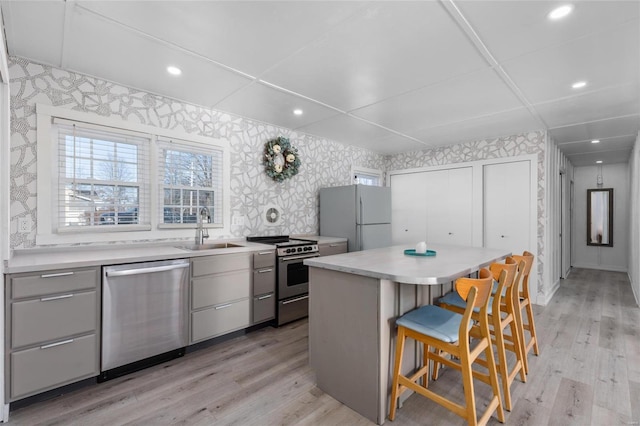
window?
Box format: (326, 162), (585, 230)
(158, 138), (223, 226)
(36, 104), (230, 245)
(352, 166), (384, 186)
(54, 120), (150, 231)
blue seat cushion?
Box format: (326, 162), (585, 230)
(396, 305), (468, 343)
(439, 291), (466, 309)
(439, 290), (497, 315)
(439, 291), (483, 313)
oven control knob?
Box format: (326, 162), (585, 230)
(297, 247), (302, 252)
(288, 248), (294, 253)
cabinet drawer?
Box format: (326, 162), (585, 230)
(12, 291), (97, 349)
(11, 334), (98, 399)
(253, 250), (275, 269)
(253, 267), (275, 296)
(319, 242), (348, 257)
(192, 270), (251, 310)
(253, 293), (275, 324)
(191, 299), (250, 342)
(192, 253), (251, 277)
(11, 268), (98, 299)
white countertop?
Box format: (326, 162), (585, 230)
(292, 235), (348, 245)
(304, 244), (511, 285)
(5, 240), (272, 274)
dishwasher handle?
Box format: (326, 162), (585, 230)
(105, 263), (189, 277)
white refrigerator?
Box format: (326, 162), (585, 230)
(319, 185), (392, 252)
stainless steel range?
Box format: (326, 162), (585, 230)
(246, 236), (319, 325)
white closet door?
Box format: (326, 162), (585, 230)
(391, 172), (427, 245)
(425, 170), (449, 244)
(484, 161), (531, 254)
(425, 168), (473, 246)
(446, 167), (473, 246)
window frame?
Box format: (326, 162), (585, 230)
(36, 104), (230, 246)
(156, 137), (224, 229)
(351, 165), (384, 186)
(53, 119), (151, 233)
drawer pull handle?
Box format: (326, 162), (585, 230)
(282, 295), (309, 305)
(106, 263), (188, 277)
(329, 244), (341, 247)
(257, 294), (273, 300)
(258, 251), (273, 255)
(40, 294), (74, 302)
(215, 303), (233, 310)
(40, 272), (74, 278)
(257, 268), (273, 273)
(41, 339), (74, 350)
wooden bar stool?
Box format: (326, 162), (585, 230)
(511, 251), (539, 374)
(389, 268), (504, 426)
(438, 257), (526, 411)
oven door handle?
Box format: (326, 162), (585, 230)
(280, 253), (320, 262)
(282, 295), (309, 305)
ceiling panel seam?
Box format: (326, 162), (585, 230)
(531, 82), (640, 108)
(1, 2), (14, 57)
(407, 105), (531, 132)
(556, 134), (638, 146)
(548, 113), (640, 131)
(72, 1), (429, 147)
(60, 1), (75, 69)
(255, 81), (431, 147)
(74, 3), (256, 81)
(570, 148), (634, 157)
(243, 2), (373, 91)
(442, 0), (548, 130)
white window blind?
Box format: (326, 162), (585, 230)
(54, 120), (150, 231)
(157, 138), (224, 226)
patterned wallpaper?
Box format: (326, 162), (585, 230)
(8, 57), (385, 249)
(8, 57), (548, 299)
(385, 132), (547, 300)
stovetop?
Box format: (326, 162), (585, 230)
(246, 235), (318, 256)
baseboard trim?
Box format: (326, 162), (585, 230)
(544, 278), (561, 305)
(630, 272), (640, 307)
(570, 263), (628, 273)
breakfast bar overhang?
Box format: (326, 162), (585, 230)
(304, 244), (511, 424)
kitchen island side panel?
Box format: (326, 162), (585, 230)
(309, 267), (382, 423)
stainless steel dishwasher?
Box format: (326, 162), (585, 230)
(101, 259), (189, 380)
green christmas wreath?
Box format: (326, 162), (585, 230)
(263, 136), (301, 182)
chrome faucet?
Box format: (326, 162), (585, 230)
(195, 207), (210, 245)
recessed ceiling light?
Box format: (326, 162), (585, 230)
(596, 160), (603, 164)
(572, 81), (587, 89)
(548, 4), (574, 20)
(591, 139), (600, 144)
(293, 109), (303, 116)
(167, 66), (182, 76)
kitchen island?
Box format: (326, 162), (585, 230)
(304, 244), (510, 424)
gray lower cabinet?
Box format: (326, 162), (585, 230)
(5, 267), (100, 401)
(190, 253), (252, 343)
(252, 250), (275, 324)
(319, 241), (348, 257)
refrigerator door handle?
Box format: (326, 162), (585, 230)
(359, 197), (364, 250)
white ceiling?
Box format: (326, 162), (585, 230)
(1, 1), (638, 166)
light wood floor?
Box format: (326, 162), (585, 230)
(6, 268), (639, 425)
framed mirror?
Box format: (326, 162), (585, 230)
(587, 188), (613, 247)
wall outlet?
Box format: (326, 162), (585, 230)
(231, 215), (245, 226)
(18, 217), (30, 233)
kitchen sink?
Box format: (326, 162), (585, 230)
(175, 242), (244, 251)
